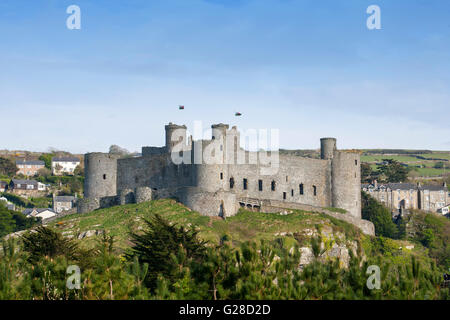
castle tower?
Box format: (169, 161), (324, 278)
(84, 153), (119, 199)
(165, 122), (187, 155)
(331, 151), (361, 218)
(320, 138), (337, 160)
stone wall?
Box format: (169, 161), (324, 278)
(177, 187), (238, 217)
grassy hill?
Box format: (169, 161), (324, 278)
(45, 199), (439, 272)
(48, 199), (361, 252)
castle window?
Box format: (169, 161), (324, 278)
(230, 177), (234, 189)
(355, 160), (358, 165)
(291, 189), (294, 197)
(243, 178), (248, 190)
(299, 183), (304, 195)
(271, 181), (276, 191)
(220, 172), (223, 180)
(313, 185), (317, 196)
(286, 176), (288, 182)
(283, 192), (286, 200)
(103, 174), (106, 180)
(220, 145), (223, 151)
(258, 180), (263, 191)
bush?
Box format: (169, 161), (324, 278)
(361, 191), (399, 238)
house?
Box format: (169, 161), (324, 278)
(362, 181), (448, 215)
(9, 179), (46, 195)
(0, 180), (7, 192)
(15, 160), (45, 176)
(22, 208), (56, 220)
(52, 157), (81, 176)
(0, 197), (15, 211)
(53, 194), (77, 213)
(438, 205), (449, 215)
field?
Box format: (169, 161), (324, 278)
(361, 151), (450, 177)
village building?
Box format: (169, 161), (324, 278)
(52, 194), (77, 213)
(52, 157), (81, 176)
(362, 181), (448, 215)
(22, 208), (56, 220)
(15, 160), (45, 176)
(9, 179), (46, 195)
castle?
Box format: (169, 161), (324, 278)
(79, 123), (374, 234)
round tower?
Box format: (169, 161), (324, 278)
(165, 122), (187, 155)
(331, 151), (361, 218)
(320, 137), (337, 160)
(84, 153), (119, 199)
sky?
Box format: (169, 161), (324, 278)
(0, 0), (449, 153)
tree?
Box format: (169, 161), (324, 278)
(74, 165), (84, 176)
(21, 226), (79, 264)
(38, 154), (53, 169)
(36, 167), (51, 177)
(0, 203), (40, 237)
(109, 145), (129, 156)
(434, 162), (444, 169)
(361, 191), (398, 238)
(361, 163), (374, 183)
(377, 159), (410, 183)
(0, 210), (16, 237)
(126, 214), (207, 290)
(0, 157), (18, 177)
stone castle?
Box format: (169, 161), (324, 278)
(79, 123), (374, 235)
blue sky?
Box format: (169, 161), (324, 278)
(1, 0), (449, 153)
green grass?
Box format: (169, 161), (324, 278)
(414, 167), (448, 177)
(361, 152), (449, 177)
(361, 155), (419, 163)
(49, 199), (362, 252)
(324, 207), (347, 214)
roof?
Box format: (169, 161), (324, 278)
(52, 157), (80, 162)
(11, 179), (38, 185)
(15, 160), (45, 166)
(363, 182), (447, 192)
(384, 183), (417, 190)
(23, 208), (56, 216)
(54, 196), (76, 202)
(0, 181), (7, 186)
(419, 185), (447, 191)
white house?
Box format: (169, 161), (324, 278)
(51, 157), (81, 176)
(23, 208), (57, 220)
(438, 205), (449, 215)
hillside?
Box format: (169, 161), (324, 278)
(2, 199), (447, 300)
(48, 199), (360, 251)
(42, 199), (439, 270)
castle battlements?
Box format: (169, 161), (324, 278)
(79, 122), (374, 235)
